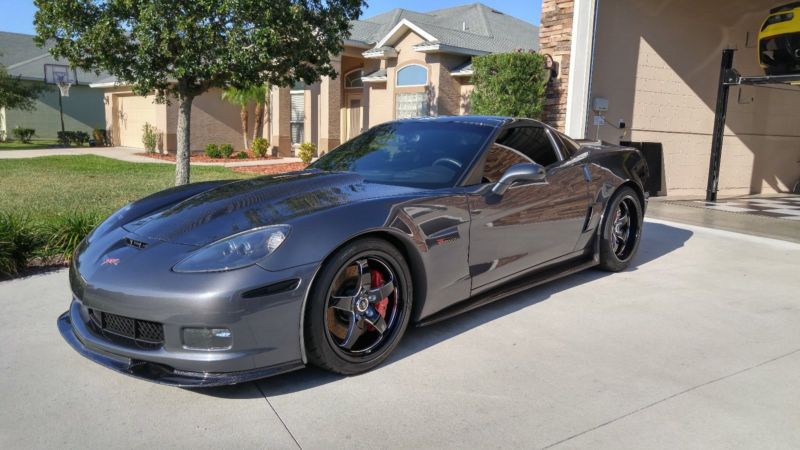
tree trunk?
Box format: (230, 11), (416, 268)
(175, 95), (194, 186)
(240, 107), (249, 150)
(252, 101), (264, 143)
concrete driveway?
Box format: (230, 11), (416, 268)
(1, 219), (799, 449)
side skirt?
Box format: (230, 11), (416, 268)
(416, 252), (598, 327)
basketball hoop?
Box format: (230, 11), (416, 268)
(57, 80), (72, 97)
(44, 63), (78, 134)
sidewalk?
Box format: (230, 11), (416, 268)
(0, 146), (302, 167)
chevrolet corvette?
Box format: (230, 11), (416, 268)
(58, 116), (648, 386)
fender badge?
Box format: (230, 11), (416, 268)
(101, 257), (120, 266)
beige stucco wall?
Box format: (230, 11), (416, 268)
(102, 87), (255, 152)
(590, 0), (800, 196)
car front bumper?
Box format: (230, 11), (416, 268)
(60, 257), (320, 387)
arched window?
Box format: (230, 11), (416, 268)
(344, 69), (363, 89)
(396, 64), (428, 86)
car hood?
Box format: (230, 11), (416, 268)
(123, 170), (422, 246)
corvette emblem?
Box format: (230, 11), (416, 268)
(101, 257), (120, 266)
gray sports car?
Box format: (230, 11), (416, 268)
(59, 116), (648, 387)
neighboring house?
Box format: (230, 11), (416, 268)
(92, 3), (538, 154)
(540, 0), (800, 196)
(0, 31), (106, 140)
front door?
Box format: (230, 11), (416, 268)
(344, 94), (362, 141)
(468, 125), (590, 290)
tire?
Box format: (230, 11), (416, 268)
(304, 238), (412, 375)
(598, 186), (643, 272)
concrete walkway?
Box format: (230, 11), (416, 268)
(0, 146), (302, 167)
(2, 219), (799, 448)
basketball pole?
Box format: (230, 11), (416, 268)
(57, 92), (65, 135)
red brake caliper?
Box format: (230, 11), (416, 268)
(370, 270), (390, 319)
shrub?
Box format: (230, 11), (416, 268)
(142, 122), (159, 153)
(0, 213), (43, 278)
(41, 211), (101, 261)
(12, 127), (35, 143)
(93, 128), (108, 146)
(470, 51), (549, 119)
(234, 151), (249, 159)
(57, 131), (90, 147)
(297, 142), (316, 164)
(204, 143), (222, 158)
(0, 129), (7, 142)
(219, 143), (234, 159)
(251, 137), (269, 158)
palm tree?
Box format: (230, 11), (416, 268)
(251, 85), (268, 143)
(222, 86), (253, 150)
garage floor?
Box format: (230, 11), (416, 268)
(1, 219), (799, 449)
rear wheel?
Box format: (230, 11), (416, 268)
(305, 238), (412, 375)
(598, 186), (643, 272)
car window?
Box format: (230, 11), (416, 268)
(557, 132), (581, 157)
(494, 126), (559, 166)
(481, 143), (533, 183)
(309, 121), (494, 189)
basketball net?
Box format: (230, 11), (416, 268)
(57, 80), (72, 97)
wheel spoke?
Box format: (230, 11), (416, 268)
(364, 308), (388, 334)
(339, 316), (365, 350)
(356, 259), (372, 292)
(330, 295), (354, 312)
(367, 279), (394, 302)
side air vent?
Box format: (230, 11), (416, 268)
(242, 279), (300, 299)
(125, 237), (149, 249)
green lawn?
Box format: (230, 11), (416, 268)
(0, 155), (254, 220)
(0, 139), (65, 150)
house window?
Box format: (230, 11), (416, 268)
(396, 92), (429, 119)
(290, 90), (304, 145)
(396, 64), (428, 86)
(345, 69), (363, 89)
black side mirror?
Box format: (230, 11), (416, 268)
(491, 163), (546, 195)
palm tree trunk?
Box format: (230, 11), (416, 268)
(252, 101), (264, 143)
(240, 107), (249, 150)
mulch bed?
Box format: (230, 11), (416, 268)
(136, 151), (282, 163)
(231, 163), (308, 175)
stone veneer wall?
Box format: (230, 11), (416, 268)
(538, 0), (574, 131)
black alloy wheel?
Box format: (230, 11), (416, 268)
(305, 238), (412, 375)
(598, 186), (643, 272)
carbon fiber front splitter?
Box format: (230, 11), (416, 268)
(57, 312), (305, 387)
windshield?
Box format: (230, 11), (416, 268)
(309, 121), (495, 189)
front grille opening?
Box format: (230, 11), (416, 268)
(88, 309), (164, 349)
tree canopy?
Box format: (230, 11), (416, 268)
(34, 0), (364, 184)
(0, 56), (47, 112)
(469, 51), (549, 120)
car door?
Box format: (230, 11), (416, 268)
(467, 124), (591, 290)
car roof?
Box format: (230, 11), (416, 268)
(393, 115), (549, 129)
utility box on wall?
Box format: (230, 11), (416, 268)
(621, 141), (664, 197)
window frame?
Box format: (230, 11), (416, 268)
(395, 64), (429, 87)
(344, 69), (364, 90)
(289, 89), (305, 146)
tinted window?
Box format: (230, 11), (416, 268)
(481, 144), (533, 183)
(495, 126), (558, 166)
(557, 132), (581, 157)
(309, 121), (493, 189)
(396, 65), (428, 86)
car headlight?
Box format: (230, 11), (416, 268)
(172, 225), (290, 273)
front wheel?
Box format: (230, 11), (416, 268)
(598, 186), (643, 272)
(304, 238), (412, 375)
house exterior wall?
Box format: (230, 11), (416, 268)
(5, 82), (104, 139)
(589, 0), (800, 196)
(538, 0), (574, 130)
(102, 87), (255, 152)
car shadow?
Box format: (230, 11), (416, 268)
(195, 221), (692, 399)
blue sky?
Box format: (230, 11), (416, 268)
(0, 0), (539, 36)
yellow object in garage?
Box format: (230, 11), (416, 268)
(759, 2), (800, 75)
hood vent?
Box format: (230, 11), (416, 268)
(124, 237), (149, 249)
